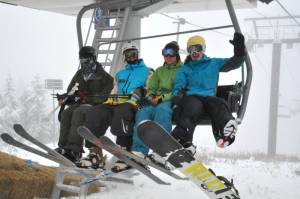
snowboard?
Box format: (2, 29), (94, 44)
(137, 120), (240, 199)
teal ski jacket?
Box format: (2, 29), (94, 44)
(116, 59), (150, 94)
(173, 55), (243, 97)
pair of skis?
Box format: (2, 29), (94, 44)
(1, 124), (185, 185)
(0, 124), (132, 184)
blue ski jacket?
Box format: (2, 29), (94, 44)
(116, 59), (150, 94)
(173, 55), (229, 97)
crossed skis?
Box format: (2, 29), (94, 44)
(1, 124), (185, 185)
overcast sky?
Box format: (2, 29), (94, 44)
(0, 0), (299, 155)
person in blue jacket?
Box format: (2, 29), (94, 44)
(79, 41), (151, 171)
(171, 33), (245, 153)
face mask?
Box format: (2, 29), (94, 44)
(80, 57), (96, 81)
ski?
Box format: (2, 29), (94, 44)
(138, 120), (240, 199)
(1, 133), (63, 164)
(77, 125), (170, 185)
(13, 124), (75, 167)
(3, 125), (136, 185)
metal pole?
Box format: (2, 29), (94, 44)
(225, 0), (253, 123)
(268, 42), (282, 156)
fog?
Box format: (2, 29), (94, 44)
(0, 0), (299, 156)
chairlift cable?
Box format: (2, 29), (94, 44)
(274, 0), (300, 26)
(160, 13), (232, 37)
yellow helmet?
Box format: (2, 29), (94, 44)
(187, 35), (206, 52)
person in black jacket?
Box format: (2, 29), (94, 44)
(56, 46), (114, 166)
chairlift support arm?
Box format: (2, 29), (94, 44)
(225, 0), (253, 123)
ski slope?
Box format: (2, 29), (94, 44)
(3, 147), (300, 199)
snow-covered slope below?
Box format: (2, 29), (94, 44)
(78, 158), (300, 199)
(2, 147), (300, 199)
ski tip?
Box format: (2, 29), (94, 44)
(1, 133), (13, 143)
(13, 124), (23, 131)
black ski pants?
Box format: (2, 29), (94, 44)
(171, 95), (233, 146)
(84, 103), (135, 150)
(58, 104), (93, 153)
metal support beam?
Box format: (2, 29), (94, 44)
(268, 42), (282, 156)
(225, 0), (253, 123)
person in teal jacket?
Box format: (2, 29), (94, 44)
(171, 33), (245, 153)
(131, 41), (182, 164)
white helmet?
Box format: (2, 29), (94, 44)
(122, 41), (139, 54)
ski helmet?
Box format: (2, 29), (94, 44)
(122, 41), (139, 54)
(187, 35), (206, 52)
(162, 41), (181, 62)
(162, 41), (179, 56)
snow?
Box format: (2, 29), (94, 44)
(3, 146), (300, 199)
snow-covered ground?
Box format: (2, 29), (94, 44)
(3, 146), (300, 199)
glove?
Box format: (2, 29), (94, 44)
(171, 96), (182, 123)
(126, 88), (144, 110)
(229, 32), (245, 57)
(171, 88), (186, 123)
(147, 94), (162, 105)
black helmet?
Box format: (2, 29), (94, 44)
(79, 46), (96, 59)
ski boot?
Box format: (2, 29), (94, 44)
(111, 160), (132, 173)
(182, 142), (197, 156)
(217, 119), (238, 148)
(76, 147), (106, 169)
(131, 151), (150, 170)
(148, 152), (174, 170)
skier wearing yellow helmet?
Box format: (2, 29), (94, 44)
(171, 32), (245, 153)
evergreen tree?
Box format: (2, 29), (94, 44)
(19, 76), (54, 144)
(0, 75), (19, 134)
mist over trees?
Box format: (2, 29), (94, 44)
(0, 75), (57, 149)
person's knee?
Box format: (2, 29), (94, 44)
(181, 96), (204, 116)
(111, 118), (134, 136)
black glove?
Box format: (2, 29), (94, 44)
(172, 107), (181, 124)
(171, 96), (182, 124)
(230, 32), (245, 57)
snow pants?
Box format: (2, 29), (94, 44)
(84, 103), (136, 150)
(58, 104), (93, 153)
(171, 95), (233, 146)
(132, 101), (172, 155)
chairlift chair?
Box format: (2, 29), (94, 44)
(76, 0), (252, 125)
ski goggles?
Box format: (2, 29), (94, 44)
(187, 45), (203, 54)
(124, 49), (138, 59)
(162, 48), (177, 57)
